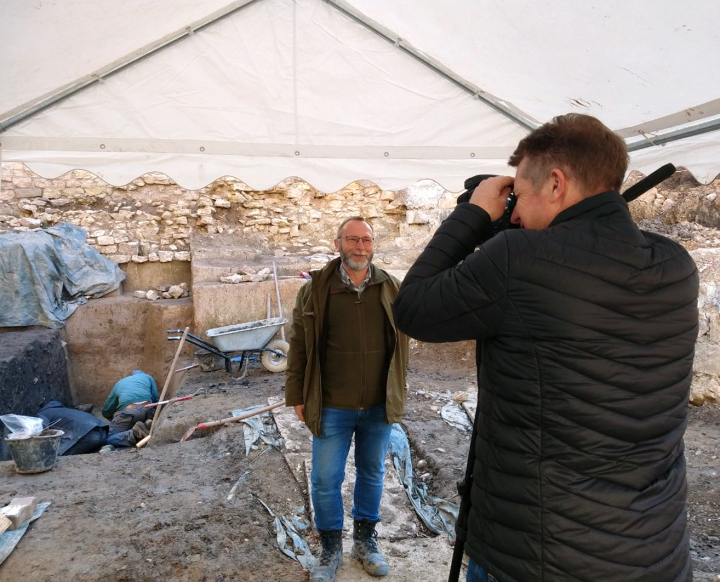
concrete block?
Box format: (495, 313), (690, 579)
(1, 497), (38, 530)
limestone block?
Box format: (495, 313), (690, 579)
(148, 252), (160, 262)
(119, 242), (139, 255)
(311, 246), (333, 254)
(221, 273), (244, 284)
(14, 187), (42, 199)
(134, 290), (147, 299)
(158, 251), (174, 263)
(690, 374), (720, 406)
(19, 217), (42, 228)
(108, 255), (131, 264)
(198, 215), (215, 226)
(243, 201), (264, 209)
(145, 290), (160, 300)
(98, 245), (118, 254)
(20, 203), (38, 215)
(1, 497), (38, 530)
(214, 198), (231, 208)
(43, 188), (62, 199)
(173, 208), (191, 216)
(405, 210), (432, 224)
(113, 236), (130, 244)
(12, 177), (33, 188)
(197, 206), (214, 216)
(0, 513), (11, 535)
(49, 198), (71, 207)
(97, 236), (115, 245)
(167, 285), (184, 299)
(131, 255), (149, 263)
(62, 187), (85, 197)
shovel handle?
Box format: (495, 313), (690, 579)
(135, 434), (152, 449)
(198, 401), (285, 429)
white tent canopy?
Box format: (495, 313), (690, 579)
(2, 0), (720, 191)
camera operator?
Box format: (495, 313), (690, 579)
(393, 113), (698, 582)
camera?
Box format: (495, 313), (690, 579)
(456, 174), (518, 235)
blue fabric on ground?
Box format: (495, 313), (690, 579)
(37, 401), (108, 455)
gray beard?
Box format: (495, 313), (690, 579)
(341, 250), (373, 272)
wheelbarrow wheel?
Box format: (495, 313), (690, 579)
(261, 339), (289, 373)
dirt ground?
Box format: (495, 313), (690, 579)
(1, 341), (719, 581)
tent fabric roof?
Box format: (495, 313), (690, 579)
(2, 0), (720, 191)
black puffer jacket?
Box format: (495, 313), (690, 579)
(393, 192), (698, 582)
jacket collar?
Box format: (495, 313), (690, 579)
(312, 256), (388, 286)
(549, 190), (628, 228)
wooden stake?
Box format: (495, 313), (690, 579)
(272, 260), (285, 341)
(136, 326), (189, 449)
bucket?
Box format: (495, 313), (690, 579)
(6, 429), (64, 474)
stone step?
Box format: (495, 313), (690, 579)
(191, 257), (316, 285)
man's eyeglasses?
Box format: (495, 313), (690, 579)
(342, 236), (374, 246)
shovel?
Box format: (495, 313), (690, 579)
(180, 400), (285, 442)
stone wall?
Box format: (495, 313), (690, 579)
(2, 163), (719, 263)
(0, 162), (457, 263)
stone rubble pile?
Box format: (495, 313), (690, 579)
(132, 283), (190, 301)
(220, 267), (271, 283)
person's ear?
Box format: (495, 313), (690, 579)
(334, 238), (340, 252)
(547, 168), (568, 202)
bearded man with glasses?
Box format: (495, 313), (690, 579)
(286, 216), (409, 582)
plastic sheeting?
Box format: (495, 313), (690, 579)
(387, 424), (459, 541)
(0, 223), (125, 328)
(257, 498), (317, 571)
(0, 502), (52, 567)
(232, 404), (284, 455)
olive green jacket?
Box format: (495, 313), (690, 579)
(285, 257), (409, 437)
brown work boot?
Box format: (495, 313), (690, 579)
(132, 421), (150, 442)
(311, 529), (343, 581)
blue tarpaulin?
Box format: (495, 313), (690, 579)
(0, 223), (125, 328)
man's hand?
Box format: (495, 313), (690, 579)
(294, 404), (305, 423)
(469, 175), (514, 221)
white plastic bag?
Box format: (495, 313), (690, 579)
(0, 414), (45, 439)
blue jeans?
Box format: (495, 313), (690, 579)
(311, 405), (393, 531)
(467, 560), (495, 582)
(106, 407), (152, 448)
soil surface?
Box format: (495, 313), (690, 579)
(1, 342), (719, 581)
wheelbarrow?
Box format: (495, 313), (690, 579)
(168, 317), (289, 379)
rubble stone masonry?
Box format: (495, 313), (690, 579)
(1, 162), (719, 262)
